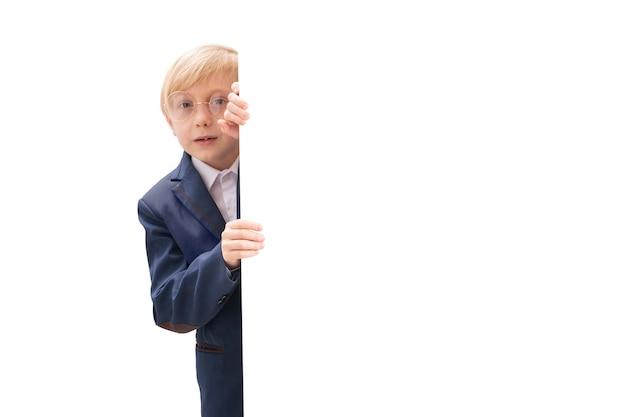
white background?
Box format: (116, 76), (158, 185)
(1, 1), (625, 416)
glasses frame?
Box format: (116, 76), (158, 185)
(164, 91), (230, 122)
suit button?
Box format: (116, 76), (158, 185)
(218, 295), (229, 304)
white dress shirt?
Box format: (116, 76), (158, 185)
(192, 156), (239, 222)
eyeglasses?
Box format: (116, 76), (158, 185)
(164, 91), (229, 122)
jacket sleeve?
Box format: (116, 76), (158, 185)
(138, 198), (240, 333)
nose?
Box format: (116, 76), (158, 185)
(194, 102), (215, 126)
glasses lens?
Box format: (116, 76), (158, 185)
(165, 91), (229, 121)
(166, 91), (195, 121)
(207, 96), (228, 116)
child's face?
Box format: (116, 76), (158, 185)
(166, 74), (238, 171)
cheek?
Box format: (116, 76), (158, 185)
(171, 122), (189, 139)
(173, 125), (194, 149)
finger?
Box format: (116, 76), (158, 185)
(222, 240), (265, 255)
(231, 81), (240, 95)
(217, 119), (240, 137)
(235, 249), (261, 260)
(226, 219), (263, 231)
(223, 109), (248, 126)
(222, 231), (265, 246)
(228, 92), (248, 109)
(223, 237), (265, 250)
(226, 93), (249, 120)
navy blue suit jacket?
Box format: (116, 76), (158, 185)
(138, 152), (243, 416)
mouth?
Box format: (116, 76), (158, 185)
(194, 135), (217, 144)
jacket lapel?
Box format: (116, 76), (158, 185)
(170, 152), (226, 240)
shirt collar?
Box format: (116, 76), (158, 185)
(191, 156), (239, 190)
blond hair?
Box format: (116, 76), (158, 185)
(160, 44), (238, 116)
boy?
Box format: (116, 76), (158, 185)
(137, 44), (265, 417)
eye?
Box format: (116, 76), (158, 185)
(179, 100), (195, 109)
(210, 97), (228, 106)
